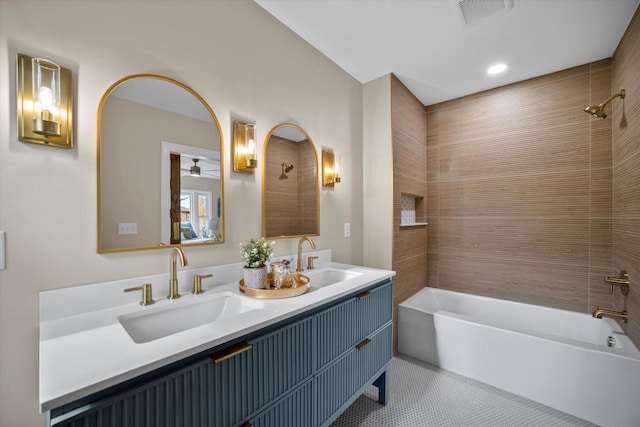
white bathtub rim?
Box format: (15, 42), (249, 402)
(400, 287), (639, 359)
(432, 309), (640, 361)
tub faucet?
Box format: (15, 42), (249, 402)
(296, 236), (316, 272)
(592, 307), (628, 323)
(168, 246), (188, 299)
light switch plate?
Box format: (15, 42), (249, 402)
(118, 223), (138, 235)
(344, 223), (350, 238)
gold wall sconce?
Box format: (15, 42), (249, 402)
(322, 149), (341, 187)
(16, 53), (73, 148)
(233, 120), (257, 173)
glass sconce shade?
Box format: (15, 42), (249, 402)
(31, 58), (61, 136)
(334, 153), (341, 183)
(322, 149), (341, 187)
(233, 121), (257, 173)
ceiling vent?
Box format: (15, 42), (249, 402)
(458, 0), (514, 25)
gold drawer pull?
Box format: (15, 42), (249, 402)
(210, 341), (252, 364)
(241, 423), (254, 427)
(356, 338), (372, 350)
(356, 291), (373, 300)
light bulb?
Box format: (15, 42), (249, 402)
(39, 86), (53, 111)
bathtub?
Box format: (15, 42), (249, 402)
(398, 287), (640, 427)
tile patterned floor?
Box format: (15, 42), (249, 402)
(332, 355), (596, 427)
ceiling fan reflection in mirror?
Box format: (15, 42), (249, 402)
(180, 156), (220, 179)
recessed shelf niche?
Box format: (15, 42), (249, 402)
(400, 194), (428, 227)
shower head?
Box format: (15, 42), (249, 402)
(279, 162), (294, 179)
(584, 89), (625, 119)
(584, 105), (608, 119)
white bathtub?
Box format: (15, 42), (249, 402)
(398, 287), (640, 427)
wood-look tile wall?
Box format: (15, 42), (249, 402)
(265, 136), (317, 237)
(612, 6), (640, 348)
(391, 75), (427, 350)
(426, 61), (614, 314)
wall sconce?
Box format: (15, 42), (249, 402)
(233, 120), (257, 173)
(322, 149), (341, 187)
(16, 53), (73, 148)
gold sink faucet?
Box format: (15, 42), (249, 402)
(592, 307), (628, 323)
(296, 236), (316, 272)
(169, 246), (188, 299)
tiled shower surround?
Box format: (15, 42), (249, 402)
(426, 60), (614, 315)
(423, 7), (640, 347)
(392, 7), (640, 347)
(612, 9), (640, 347)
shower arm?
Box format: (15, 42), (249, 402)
(597, 89), (626, 109)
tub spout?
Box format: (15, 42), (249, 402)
(592, 307), (628, 323)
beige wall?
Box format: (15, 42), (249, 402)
(612, 6), (640, 347)
(426, 60), (614, 314)
(0, 2), (363, 425)
(363, 75), (393, 270)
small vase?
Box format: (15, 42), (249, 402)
(243, 266), (268, 289)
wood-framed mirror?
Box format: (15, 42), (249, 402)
(98, 74), (224, 253)
(262, 123), (319, 239)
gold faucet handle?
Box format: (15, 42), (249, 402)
(307, 256), (319, 270)
(193, 274), (213, 295)
(604, 270), (630, 296)
(124, 284), (155, 306)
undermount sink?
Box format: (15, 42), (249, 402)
(307, 268), (362, 288)
(118, 292), (257, 344)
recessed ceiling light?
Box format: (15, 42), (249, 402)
(487, 63), (508, 75)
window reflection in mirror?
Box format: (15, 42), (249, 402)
(262, 124), (319, 239)
(98, 75), (224, 252)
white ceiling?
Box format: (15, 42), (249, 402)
(255, 0), (640, 106)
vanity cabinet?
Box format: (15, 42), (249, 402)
(48, 279), (392, 427)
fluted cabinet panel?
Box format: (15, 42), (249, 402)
(250, 380), (312, 427)
(314, 324), (392, 427)
(52, 317), (313, 427)
(314, 281), (393, 370)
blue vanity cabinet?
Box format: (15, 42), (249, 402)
(243, 380), (313, 426)
(47, 279), (393, 427)
(49, 317), (313, 427)
(315, 324), (392, 426)
(314, 280), (393, 370)
(313, 280), (393, 426)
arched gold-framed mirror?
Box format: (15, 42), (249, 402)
(98, 74), (224, 253)
(262, 123), (319, 239)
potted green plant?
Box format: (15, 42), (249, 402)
(240, 238), (275, 289)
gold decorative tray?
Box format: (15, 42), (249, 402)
(239, 273), (310, 299)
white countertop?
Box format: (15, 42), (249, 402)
(39, 250), (394, 412)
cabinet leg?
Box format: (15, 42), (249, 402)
(373, 367), (389, 405)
